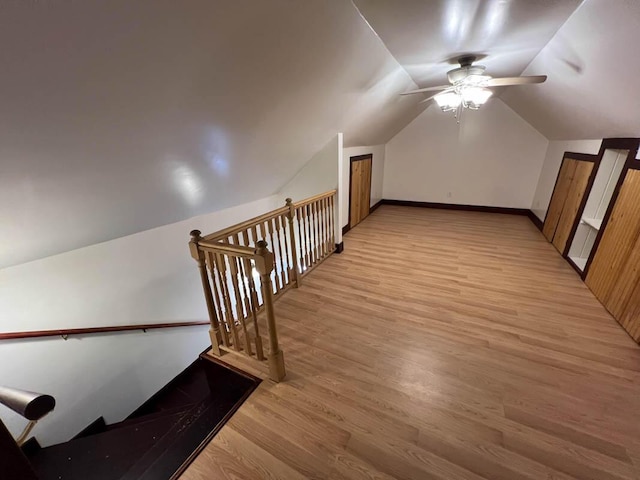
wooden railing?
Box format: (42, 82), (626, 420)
(189, 190), (337, 381)
(0, 321), (209, 341)
(291, 191), (337, 276)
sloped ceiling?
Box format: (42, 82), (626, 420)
(501, 0), (640, 139)
(353, 0), (582, 95)
(0, 1), (423, 268)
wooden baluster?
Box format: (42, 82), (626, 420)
(260, 222), (277, 294)
(311, 202), (319, 262)
(318, 198), (326, 258)
(277, 215), (289, 285)
(320, 198), (329, 257)
(211, 252), (233, 348)
(251, 224), (260, 247)
(318, 201), (324, 258)
(297, 206), (308, 271)
(205, 251), (229, 347)
(311, 201), (319, 262)
(304, 203), (316, 266)
(285, 199), (301, 287)
(227, 254), (252, 356)
(254, 240), (286, 382)
(306, 204), (313, 266)
(316, 199), (323, 259)
(302, 205), (311, 267)
(232, 234), (251, 317)
(329, 194), (336, 248)
(307, 203), (315, 265)
(295, 206), (303, 270)
(303, 206), (310, 270)
(267, 218), (284, 292)
(241, 256), (265, 360)
(278, 216), (289, 285)
(235, 254), (252, 316)
(215, 252), (241, 351)
(189, 230), (222, 355)
(238, 229), (248, 247)
(323, 197), (330, 256)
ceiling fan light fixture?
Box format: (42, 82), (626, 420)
(400, 56), (546, 122)
(434, 91), (461, 111)
(464, 74), (491, 86)
(461, 86), (492, 108)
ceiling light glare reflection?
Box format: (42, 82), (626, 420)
(434, 91), (461, 112)
(461, 86), (493, 108)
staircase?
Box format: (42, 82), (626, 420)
(23, 353), (259, 480)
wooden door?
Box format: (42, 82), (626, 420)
(586, 169), (640, 324)
(620, 277), (640, 342)
(349, 155), (372, 229)
(551, 160), (593, 254)
(543, 159), (578, 241)
(542, 158), (593, 254)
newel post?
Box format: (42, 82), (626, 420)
(254, 240), (286, 382)
(285, 198), (302, 287)
(189, 230), (222, 356)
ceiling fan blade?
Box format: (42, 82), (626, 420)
(418, 89), (454, 104)
(419, 93), (440, 104)
(400, 85), (451, 95)
(487, 75), (547, 87)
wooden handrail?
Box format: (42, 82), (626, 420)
(0, 321), (209, 341)
(202, 206), (289, 241)
(291, 189), (337, 208)
(197, 240), (257, 258)
(190, 190), (338, 382)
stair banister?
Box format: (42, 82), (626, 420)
(190, 190), (337, 382)
(190, 229), (223, 356)
(254, 240), (286, 381)
(0, 385), (55, 449)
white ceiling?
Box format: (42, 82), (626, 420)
(353, 0), (582, 89)
(5, 0), (639, 268)
(501, 0), (640, 139)
(0, 1), (423, 268)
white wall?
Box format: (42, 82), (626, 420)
(278, 133), (343, 243)
(501, 0), (640, 140)
(279, 134), (341, 203)
(383, 99), (549, 209)
(0, 194), (280, 446)
(530, 139), (602, 220)
(341, 144), (386, 228)
(0, 1), (425, 269)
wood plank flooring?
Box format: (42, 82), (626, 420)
(180, 206), (640, 480)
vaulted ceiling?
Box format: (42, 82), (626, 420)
(0, 0), (423, 268)
(3, 0), (638, 268)
(352, 0), (581, 90)
(501, 0), (640, 139)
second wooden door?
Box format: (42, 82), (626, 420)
(543, 157), (594, 254)
(349, 155), (372, 229)
(586, 168), (640, 341)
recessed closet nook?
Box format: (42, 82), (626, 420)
(543, 138), (640, 343)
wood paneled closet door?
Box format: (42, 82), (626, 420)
(543, 159), (577, 241)
(543, 158), (594, 254)
(586, 168), (640, 341)
(349, 155), (372, 229)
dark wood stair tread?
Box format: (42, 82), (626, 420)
(26, 354), (261, 480)
(107, 405), (192, 432)
(28, 412), (184, 480)
(126, 363), (210, 420)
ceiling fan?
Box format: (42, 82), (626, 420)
(401, 55), (547, 119)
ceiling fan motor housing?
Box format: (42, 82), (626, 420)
(447, 65), (487, 84)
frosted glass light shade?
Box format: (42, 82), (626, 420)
(434, 91), (461, 110)
(461, 87), (492, 106)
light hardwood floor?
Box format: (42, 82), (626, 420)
(180, 206), (640, 480)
